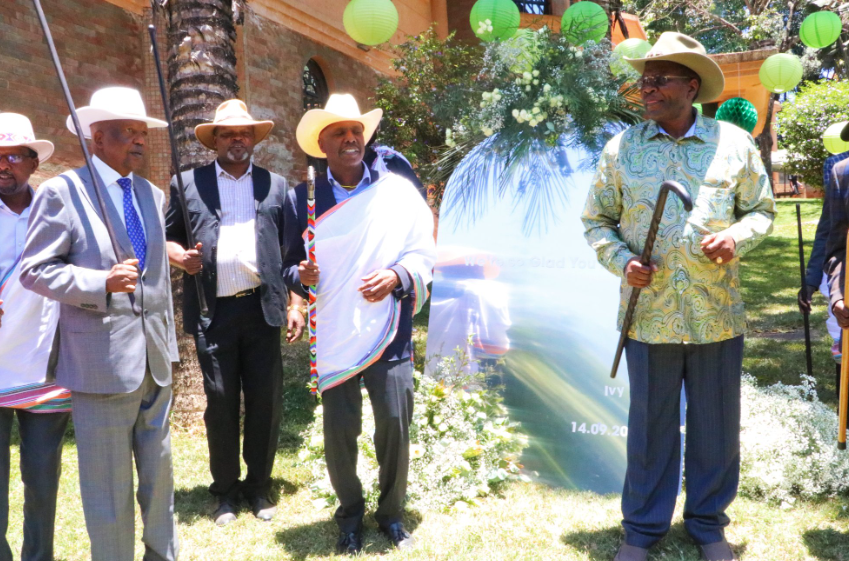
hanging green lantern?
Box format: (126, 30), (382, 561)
(470, 0), (520, 42)
(505, 28), (542, 73)
(343, 0), (399, 46)
(561, 2), (609, 45)
(715, 97), (759, 134)
(824, 122), (849, 155)
(610, 38), (651, 75)
(800, 11), (842, 49)
(758, 53), (803, 94)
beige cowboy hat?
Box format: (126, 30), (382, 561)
(195, 99), (274, 150)
(66, 86), (167, 139)
(0, 113), (54, 162)
(625, 32), (725, 104)
(296, 94), (383, 159)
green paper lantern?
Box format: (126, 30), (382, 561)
(716, 97), (758, 134)
(505, 28), (542, 73)
(759, 53), (803, 94)
(694, 103), (703, 115)
(800, 11), (842, 49)
(824, 122), (849, 155)
(610, 38), (651, 75)
(343, 0), (399, 46)
(470, 0), (520, 42)
(561, 1), (609, 45)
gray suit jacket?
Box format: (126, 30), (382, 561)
(20, 165), (178, 394)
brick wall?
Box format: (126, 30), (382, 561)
(446, 0), (478, 43)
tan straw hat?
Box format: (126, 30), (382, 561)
(194, 99), (274, 150)
(625, 32), (725, 104)
(296, 94), (383, 159)
(66, 86), (167, 139)
(0, 113), (54, 162)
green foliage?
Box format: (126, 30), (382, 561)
(778, 79), (849, 188)
(371, 28), (484, 197)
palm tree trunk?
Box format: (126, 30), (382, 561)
(164, 0), (240, 170)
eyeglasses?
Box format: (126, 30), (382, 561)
(0, 154), (32, 164)
(635, 75), (695, 90)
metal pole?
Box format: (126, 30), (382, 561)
(796, 204), (814, 378)
(147, 25), (209, 317)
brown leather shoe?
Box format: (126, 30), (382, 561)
(250, 497), (277, 521)
(699, 540), (737, 561)
(614, 544), (649, 561)
(213, 501), (237, 526)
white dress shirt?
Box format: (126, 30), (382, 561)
(215, 160), (261, 297)
(92, 155), (146, 236)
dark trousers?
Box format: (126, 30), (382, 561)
(622, 336), (744, 549)
(194, 292), (283, 503)
(0, 409), (69, 561)
(322, 359), (414, 533)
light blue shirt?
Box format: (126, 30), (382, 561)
(328, 163), (372, 204)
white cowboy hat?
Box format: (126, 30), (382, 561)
(296, 94), (383, 159)
(625, 32), (725, 104)
(66, 86), (167, 139)
(0, 113), (54, 162)
(194, 99), (274, 150)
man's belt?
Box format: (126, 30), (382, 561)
(227, 286), (260, 298)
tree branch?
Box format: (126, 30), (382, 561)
(685, 3), (744, 36)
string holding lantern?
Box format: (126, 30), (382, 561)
(561, 2), (609, 45)
(799, 11), (842, 49)
(343, 0), (399, 46)
(759, 53), (803, 94)
(715, 97), (759, 134)
(610, 38), (651, 75)
(470, 0), (521, 42)
(823, 122), (849, 155)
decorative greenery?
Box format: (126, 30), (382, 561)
(759, 52), (804, 93)
(298, 348), (528, 513)
(342, 0), (399, 46)
(739, 374), (849, 503)
(799, 10), (842, 49)
(469, 0), (521, 42)
(778, 79), (849, 188)
(715, 97), (759, 133)
(610, 38), (651, 76)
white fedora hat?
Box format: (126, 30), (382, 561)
(625, 32), (725, 104)
(194, 99), (274, 150)
(66, 86), (167, 139)
(296, 94), (383, 159)
(0, 113), (54, 162)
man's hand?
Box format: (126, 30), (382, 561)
(701, 232), (736, 264)
(299, 261), (320, 286)
(286, 307), (305, 343)
(0, 300), (4, 328)
(359, 269), (400, 303)
(625, 258), (658, 288)
(181, 242), (203, 275)
(834, 300), (849, 329)
(106, 259), (140, 293)
(798, 285), (817, 315)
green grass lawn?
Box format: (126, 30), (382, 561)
(6, 199), (849, 560)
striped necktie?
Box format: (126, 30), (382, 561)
(117, 177), (146, 271)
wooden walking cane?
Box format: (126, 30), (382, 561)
(307, 166), (318, 396)
(147, 25), (209, 317)
(610, 181), (693, 378)
(839, 229), (849, 450)
(796, 204), (814, 378)
(31, 0), (141, 315)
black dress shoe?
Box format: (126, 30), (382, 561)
(336, 528), (363, 555)
(380, 522), (415, 550)
(213, 501), (237, 526)
(250, 497), (277, 521)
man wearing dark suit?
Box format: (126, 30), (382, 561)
(165, 99), (302, 526)
(20, 87), (179, 561)
(824, 124), (849, 357)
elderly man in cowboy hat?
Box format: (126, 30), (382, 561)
(165, 99), (302, 525)
(0, 113), (70, 561)
(20, 87), (179, 561)
(824, 123), (849, 378)
(283, 94), (435, 554)
(582, 33), (774, 561)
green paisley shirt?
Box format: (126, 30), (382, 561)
(581, 114), (775, 344)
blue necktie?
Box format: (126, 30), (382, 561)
(117, 177), (146, 271)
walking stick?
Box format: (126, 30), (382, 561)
(610, 181), (693, 378)
(839, 229), (849, 449)
(307, 166), (318, 396)
(147, 25), (209, 317)
(31, 0), (141, 315)
(796, 204), (814, 378)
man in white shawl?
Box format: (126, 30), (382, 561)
(283, 94), (435, 555)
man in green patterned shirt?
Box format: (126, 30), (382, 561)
(582, 33), (774, 561)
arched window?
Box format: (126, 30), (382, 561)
(303, 59), (329, 174)
(513, 0), (551, 15)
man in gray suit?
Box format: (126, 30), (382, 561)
(19, 87), (179, 561)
